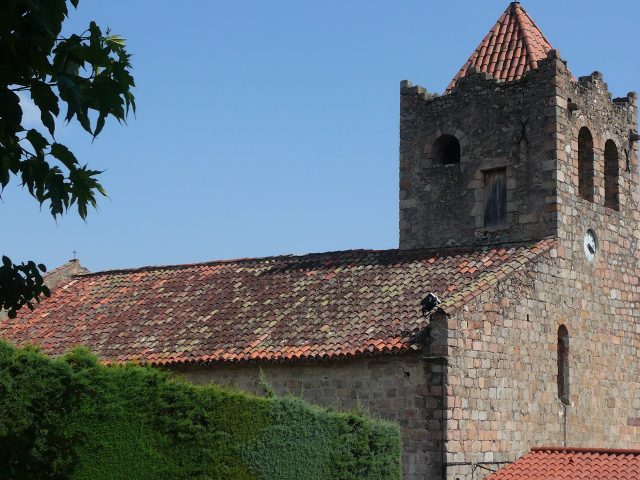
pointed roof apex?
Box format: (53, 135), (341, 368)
(44, 259), (89, 289)
(446, 2), (553, 92)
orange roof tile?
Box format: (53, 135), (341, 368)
(0, 239), (555, 365)
(447, 2), (553, 93)
(487, 447), (640, 480)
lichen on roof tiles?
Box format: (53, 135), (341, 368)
(0, 239), (555, 365)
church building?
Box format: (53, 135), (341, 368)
(1, 3), (639, 479)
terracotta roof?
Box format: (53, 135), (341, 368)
(0, 238), (555, 365)
(487, 447), (640, 480)
(447, 2), (553, 92)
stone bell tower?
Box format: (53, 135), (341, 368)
(398, 2), (639, 252)
(398, 3), (639, 480)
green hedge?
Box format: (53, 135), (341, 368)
(0, 341), (401, 480)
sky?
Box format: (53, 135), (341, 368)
(3, 0), (639, 272)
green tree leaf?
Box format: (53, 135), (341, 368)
(25, 129), (49, 155)
(30, 81), (60, 136)
(0, 0), (135, 318)
(0, 88), (23, 133)
(50, 143), (79, 170)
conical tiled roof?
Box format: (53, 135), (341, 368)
(447, 2), (553, 92)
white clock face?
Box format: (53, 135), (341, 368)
(583, 229), (597, 262)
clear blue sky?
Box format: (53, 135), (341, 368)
(3, 0), (639, 272)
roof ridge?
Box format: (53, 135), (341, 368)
(77, 248), (388, 277)
(75, 240), (551, 278)
(531, 446), (640, 456)
(513, 2), (552, 71)
(513, 4), (534, 67)
(517, 4), (553, 58)
(438, 237), (556, 314)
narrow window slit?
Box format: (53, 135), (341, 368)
(604, 140), (619, 210)
(557, 325), (570, 406)
(578, 127), (595, 202)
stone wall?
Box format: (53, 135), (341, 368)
(399, 55), (559, 250)
(442, 244), (640, 480)
(171, 352), (445, 480)
(44, 259), (89, 289)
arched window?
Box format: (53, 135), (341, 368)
(604, 140), (619, 210)
(433, 135), (460, 165)
(557, 325), (570, 406)
(578, 127), (595, 202)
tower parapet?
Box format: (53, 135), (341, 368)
(400, 51), (560, 249)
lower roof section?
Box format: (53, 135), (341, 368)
(486, 447), (640, 479)
(0, 238), (555, 365)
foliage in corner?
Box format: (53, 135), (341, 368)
(0, 256), (49, 318)
(0, 341), (403, 480)
(0, 0), (135, 317)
